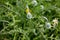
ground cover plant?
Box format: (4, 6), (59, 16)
(0, 0), (60, 40)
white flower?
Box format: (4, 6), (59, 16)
(32, 0), (38, 6)
(45, 22), (51, 29)
(27, 12), (32, 19)
(52, 18), (58, 27)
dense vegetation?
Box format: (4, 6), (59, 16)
(0, 0), (60, 40)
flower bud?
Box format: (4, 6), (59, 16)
(45, 22), (51, 29)
(32, 0), (38, 6)
(27, 12), (32, 19)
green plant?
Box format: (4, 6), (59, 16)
(0, 0), (60, 40)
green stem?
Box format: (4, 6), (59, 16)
(13, 33), (17, 40)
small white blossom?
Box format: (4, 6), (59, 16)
(52, 18), (58, 27)
(27, 12), (32, 19)
(32, 0), (38, 6)
(45, 22), (51, 29)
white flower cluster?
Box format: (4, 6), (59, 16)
(43, 17), (58, 29)
(25, 1), (59, 29)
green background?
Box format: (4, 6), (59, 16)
(0, 0), (60, 40)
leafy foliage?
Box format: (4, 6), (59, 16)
(0, 0), (60, 40)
